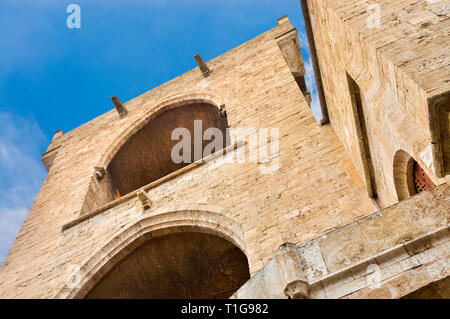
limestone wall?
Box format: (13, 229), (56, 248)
(306, 0), (449, 208)
(233, 182), (449, 299)
(0, 19), (376, 298)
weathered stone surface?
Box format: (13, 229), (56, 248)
(0, 0), (448, 299)
(0, 17), (376, 298)
(234, 184), (449, 299)
(306, 0), (448, 208)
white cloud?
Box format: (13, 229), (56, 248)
(0, 207), (28, 264)
(298, 30), (310, 52)
(0, 111), (47, 266)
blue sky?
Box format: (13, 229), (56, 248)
(0, 0), (320, 265)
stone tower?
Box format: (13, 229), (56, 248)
(0, 1), (448, 299)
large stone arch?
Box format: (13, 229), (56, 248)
(57, 207), (248, 299)
(100, 93), (228, 168)
(81, 93), (231, 213)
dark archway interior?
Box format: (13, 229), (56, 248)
(85, 232), (250, 299)
(108, 103), (229, 197)
(401, 276), (449, 299)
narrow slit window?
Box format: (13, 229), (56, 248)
(347, 74), (377, 199)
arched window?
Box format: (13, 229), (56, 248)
(108, 102), (229, 197)
(412, 161), (436, 193)
(393, 150), (435, 201)
(81, 101), (229, 213)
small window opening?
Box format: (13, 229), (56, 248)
(347, 74), (377, 199)
(413, 161), (436, 193)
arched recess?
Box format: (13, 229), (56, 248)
(81, 95), (230, 213)
(393, 150), (416, 201)
(101, 94), (229, 168)
(393, 150), (436, 201)
(108, 102), (228, 196)
(57, 208), (249, 299)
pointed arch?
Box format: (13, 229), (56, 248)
(100, 93), (228, 168)
(393, 149), (436, 201)
(393, 149), (416, 201)
(56, 207), (247, 299)
(80, 93), (231, 214)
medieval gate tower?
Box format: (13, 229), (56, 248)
(0, 0), (448, 298)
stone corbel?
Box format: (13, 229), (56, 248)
(219, 104), (227, 118)
(194, 54), (211, 77)
(275, 242), (310, 299)
(137, 189), (152, 210)
(111, 95), (128, 118)
(94, 167), (107, 181)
